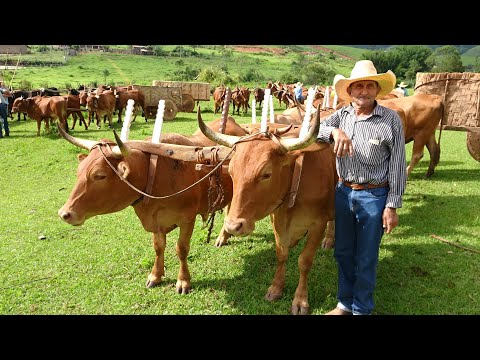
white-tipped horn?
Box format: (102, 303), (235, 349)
(58, 125), (97, 150)
(197, 106), (240, 148)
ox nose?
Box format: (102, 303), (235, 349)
(224, 218), (253, 236)
(58, 208), (71, 222)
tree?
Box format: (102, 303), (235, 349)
(426, 45), (465, 73)
(102, 69), (110, 85)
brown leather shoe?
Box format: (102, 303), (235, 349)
(325, 307), (352, 315)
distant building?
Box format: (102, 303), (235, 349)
(0, 45), (28, 54)
(78, 45), (106, 52)
(132, 45), (154, 55)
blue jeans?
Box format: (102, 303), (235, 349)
(0, 103), (9, 136)
(334, 182), (388, 315)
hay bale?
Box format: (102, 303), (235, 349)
(414, 72), (480, 129)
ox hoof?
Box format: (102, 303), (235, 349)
(291, 304), (309, 315)
(145, 279), (160, 288)
(175, 280), (192, 294)
(321, 238), (335, 250)
(265, 290), (283, 302)
(145, 274), (162, 288)
(214, 238), (228, 247)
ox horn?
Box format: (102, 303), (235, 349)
(278, 105), (320, 152)
(197, 106), (240, 148)
(58, 125), (97, 150)
(112, 130), (131, 157)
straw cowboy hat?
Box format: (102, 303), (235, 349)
(295, 82), (303, 88)
(333, 60), (396, 102)
(397, 81), (408, 88)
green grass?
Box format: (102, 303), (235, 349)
(0, 100), (479, 314)
(2, 46), (357, 90)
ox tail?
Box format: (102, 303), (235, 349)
(437, 99), (445, 147)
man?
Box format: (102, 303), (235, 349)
(316, 60), (407, 315)
(294, 81), (304, 104)
(0, 80), (11, 138)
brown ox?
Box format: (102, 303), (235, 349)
(378, 93), (444, 178)
(114, 89), (146, 123)
(57, 115), (251, 293)
(213, 85), (227, 114)
(78, 90), (88, 107)
(253, 87), (265, 109)
(197, 109), (337, 315)
(85, 90), (116, 129)
(231, 86), (250, 115)
(12, 95), (68, 136)
(65, 94), (88, 130)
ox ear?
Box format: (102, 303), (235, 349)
(77, 153), (88, 162)
(117, 162), (130, 179)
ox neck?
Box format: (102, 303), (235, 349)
(131, 195), (144, 206)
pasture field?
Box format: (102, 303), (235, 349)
(0, 100), (479, 315)
(2, 46), (355, 90)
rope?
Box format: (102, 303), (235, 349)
(96, 143), (235, 200)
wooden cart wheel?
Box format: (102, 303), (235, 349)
(466, 132), (480, 162)
(182, 94), (195, 113)
(163, 99), (178, 121)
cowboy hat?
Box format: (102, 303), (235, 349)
(295, 82), (303, 88)
(333, 60), (396, 102)
(397, 81), (408, 88)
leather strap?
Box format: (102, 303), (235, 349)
(339, 177), (388, 190)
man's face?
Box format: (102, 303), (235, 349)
(347, 80), (380, 107)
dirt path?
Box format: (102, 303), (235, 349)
(106, 58), (130, 84)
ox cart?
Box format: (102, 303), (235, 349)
(134, 81), (211, 121)
(415, 72), (480, 161)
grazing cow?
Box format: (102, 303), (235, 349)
(197, 108), (337, 314)
(85, 90), (116, 129)
(114, 89), (146, 123)
(57, 116), (248, 294)
(11, 95), (68, 136)
(378, 93), (444, 178)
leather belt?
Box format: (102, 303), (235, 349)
(339, 177), (388, 191)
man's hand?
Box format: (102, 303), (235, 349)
(331, 128), (353, 157)
(382, 207), (399, 234)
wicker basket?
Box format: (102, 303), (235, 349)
(414, 72), (480, 130)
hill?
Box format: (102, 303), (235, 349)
(1, 45), (477, 91)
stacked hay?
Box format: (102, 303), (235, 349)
(415, 72), (480, 130)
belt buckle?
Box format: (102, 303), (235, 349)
(351, 183), (365, 190)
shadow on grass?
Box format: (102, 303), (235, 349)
(166, 192), (479, 315)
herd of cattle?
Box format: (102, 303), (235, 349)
(8, 84), (146, 136)
(49, 79), (445, 314)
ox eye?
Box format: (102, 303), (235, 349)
(93, 174), (106, 180)
(259, 173), (271, 181)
